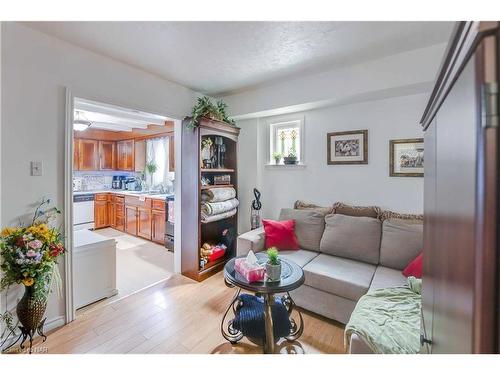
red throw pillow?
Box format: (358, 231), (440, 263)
(402, 253), (423, 278)
(262, 219), (300, 250)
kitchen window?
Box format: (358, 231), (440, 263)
(268, 116), (305, 166)
(145, 136), (173, 188)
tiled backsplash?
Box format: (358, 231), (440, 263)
(73, 171), (175, 192)
(73, 171), (138, 192)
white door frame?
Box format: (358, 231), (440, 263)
(64, 87), (183, 324)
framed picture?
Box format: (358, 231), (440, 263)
(389, 138), (424, 177)
(327, 129), (368, 165)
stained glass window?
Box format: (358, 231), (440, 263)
(269, 119), (303, 164)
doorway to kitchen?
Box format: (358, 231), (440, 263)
(66, 94), (179, 319)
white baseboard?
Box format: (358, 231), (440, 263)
(44, 315), (65, 332)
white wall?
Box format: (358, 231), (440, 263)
(1, 23), (197, 330)
(237, 93), (427, 233)
(231, 44), (446, 233)
(224, 44), (445, 119)
(0, 22), (4, 330)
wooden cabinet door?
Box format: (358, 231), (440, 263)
(108, 201), (115, 228)
(125, 205), (137, 236)
(138, 207), (152, 240)
(99, 141), (116, 170)
(115, 204), (124, 231)
(117, 140), (135, 171)
(73, 139), (80, 171)
(94, 201), (108, 229)
(151, 209), (165, 244)
(78, 139), (99, 171)
(134, 139), (146, 172)
(169, 135), (175, 172)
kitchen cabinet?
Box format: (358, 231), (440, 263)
(92, 193), (165, 245)
(125, 205), (138, 236)
(138, 207), (152, 240)
(99, 141), (116, 170)
(134, 139), (146, 173)
(169, 135), (175, 172)
(117, 140), (135, 171)
(108, 195), (116, 228)
(94, 194), (109, 229)
(78, 139), (99, 171)
(151, 209), (165, 244)
(74, 139), (80, 171)
(114, 195), (125, 231)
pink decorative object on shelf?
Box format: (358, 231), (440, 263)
(235, 257), (265, 283)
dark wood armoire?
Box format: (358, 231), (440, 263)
(420, 21), (500, 353)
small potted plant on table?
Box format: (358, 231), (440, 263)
(266, 247), (281, 281)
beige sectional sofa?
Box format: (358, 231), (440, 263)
(236, 203), (423, 326)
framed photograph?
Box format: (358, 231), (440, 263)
(327, 129), (368, 165)
(389, 138), (424, 177)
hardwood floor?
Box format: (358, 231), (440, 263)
(33, 271), (346, 354)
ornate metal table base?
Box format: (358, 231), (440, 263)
(3, 318), (47, 354)
(221, 280), (304, 354)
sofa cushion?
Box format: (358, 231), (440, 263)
(262, 219), (300, 250)
(320, 214), (382, 264)
(279, 209), (325, 251)
(369, 266), (407, 292)
(402, 253), (423, 278)
(379, 210), (423, 224)
(333, 202), (381, 218)
(294, 200), (334, 215)
(279, 249), (319, 268)
(303, 254), (376, 301)
(379, 218), (423, 270)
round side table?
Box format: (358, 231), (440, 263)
(221, 253), (305, 354)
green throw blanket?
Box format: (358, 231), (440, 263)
(345, 277), (421, 354)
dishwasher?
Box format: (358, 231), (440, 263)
(73, 193), (95, 230)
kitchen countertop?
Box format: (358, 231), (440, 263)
(73, 229), (116, 250)
(73, 190), (173, 200)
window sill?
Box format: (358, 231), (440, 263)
(264, 163), (307, 170)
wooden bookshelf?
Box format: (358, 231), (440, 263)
(181, 117), (240, 282)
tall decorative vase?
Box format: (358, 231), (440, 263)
(14, 286), (48, 353)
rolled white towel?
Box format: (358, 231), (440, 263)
(201, 198), (239, 217)
(201, 187), (236, 203)
(201, 208), (237, 223)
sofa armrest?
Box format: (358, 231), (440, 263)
(349, 333), (374, 354)
(236, 227), (265, 257)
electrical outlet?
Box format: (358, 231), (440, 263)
(31, 161), (43, 176)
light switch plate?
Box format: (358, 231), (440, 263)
(31, 161), (43, 176)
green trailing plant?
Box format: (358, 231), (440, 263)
(287, 150), (297, 158)
(187, 96), (235, 130)
(267, 247), (280, 265)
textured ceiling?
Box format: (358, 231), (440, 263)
(24, 21), (454, 95)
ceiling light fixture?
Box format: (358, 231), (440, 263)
(73, 111), (92, 131)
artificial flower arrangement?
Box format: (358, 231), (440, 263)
(0, 198), (65, 350)
(0, 198), (65, 296)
